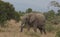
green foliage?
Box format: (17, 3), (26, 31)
(0, 0), (20, 26)
(26, 8), (32, 13)
(50, 1), (60, 7)
(45, 21), (56, 32)
(19, 11), (25, 16)
(55, 31), (60, 37)
(57, 10), (60, 16)
(44, 10), (55, 21)
(12, 11), (20, 22)
(46, 24), (54, 32)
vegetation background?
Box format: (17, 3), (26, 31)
(0, 0), (60, 37)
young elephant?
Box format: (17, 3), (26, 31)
(20, 13), (46, 34)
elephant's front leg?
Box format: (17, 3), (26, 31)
(20, 22), (25, 32)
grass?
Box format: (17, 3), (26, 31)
(0, 29), (5, 32)
(25, 30), (40, 37)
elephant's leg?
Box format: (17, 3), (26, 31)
(27, 25), (31, 31)
(33, 24), (37, 32)
(42, 27), (46, 34)
(20, 26), (24, 32)
(38, 25), (46, 34)
(20, 22), (24, 32)
(38, 27), (43, 34)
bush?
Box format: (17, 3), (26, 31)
(0, 0), (20, 26)
(55, 31), (60, 37)
(45, 23), (55, 32)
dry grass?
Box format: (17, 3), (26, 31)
(0, 19), (57, 37)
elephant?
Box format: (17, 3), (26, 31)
(20, 12), (46, 34)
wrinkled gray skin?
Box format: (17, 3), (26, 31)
(20, 13), (46, 34)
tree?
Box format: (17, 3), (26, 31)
(44, 10), (55, 21)
(0, 0), (20, 26)
(18, 11), (25, 16)
(56, 10), (60, 16)
(26, 8), (32, 13)
(50, 1), (60, 7)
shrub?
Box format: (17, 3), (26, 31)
(45, 23), (55, 32)
(55, 31), (60, 37)
(0, 0), (20, 26)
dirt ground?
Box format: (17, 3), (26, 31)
(0, 32), (56, 37)
(0, 20), (56, 37)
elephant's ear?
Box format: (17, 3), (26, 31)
(29, 15), (36, 23)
